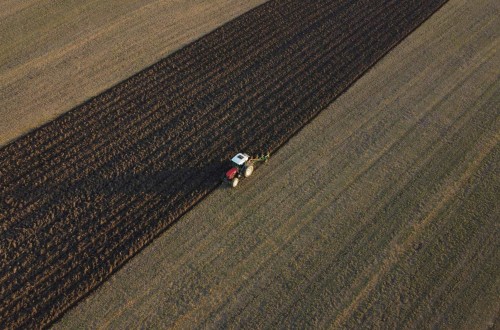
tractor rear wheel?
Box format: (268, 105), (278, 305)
(231, 177), (239, 188)
(244, 165), (254, 177)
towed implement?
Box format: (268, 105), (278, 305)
(223, 152), (270, 188)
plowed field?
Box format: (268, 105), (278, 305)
(57, 0), (500, 327)
(0, 0), (446, 328)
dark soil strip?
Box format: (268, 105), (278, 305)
(0, 0), (447, 327)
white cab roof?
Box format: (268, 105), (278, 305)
(231, 153), (249, 165)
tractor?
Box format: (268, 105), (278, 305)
(224, 152), (270, 188)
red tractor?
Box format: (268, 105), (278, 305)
(224, 152), (270, 188)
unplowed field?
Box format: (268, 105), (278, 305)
(0, 0), (266, 146)
(0, 0), (446, 328)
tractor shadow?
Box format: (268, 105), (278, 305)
(7, 159), (234, 211)
(81, 159), (234, 198)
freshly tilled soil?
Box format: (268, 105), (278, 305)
(0, 0), (446, 327)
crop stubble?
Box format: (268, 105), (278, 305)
(0, 0), (446, 327)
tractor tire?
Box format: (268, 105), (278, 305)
(244, 165), (254, 178)
(231, 177), (239, 188)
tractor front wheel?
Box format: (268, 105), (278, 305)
(231, 177), (239, 188)
(244, 165), (254, 178)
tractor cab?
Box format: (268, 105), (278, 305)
(231, 153), (250, 168)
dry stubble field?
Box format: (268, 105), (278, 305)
(0, 0), (266, 146)
(1, 1), (447, 327)
(57, 0), (499, 328)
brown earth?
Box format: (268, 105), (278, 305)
(1, 0), (448, 328)
(55, 0), (499, 328)
(0, 0), (267, 146)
